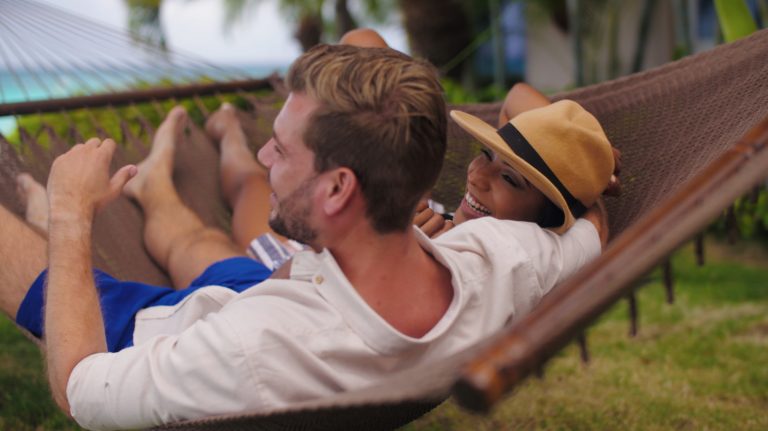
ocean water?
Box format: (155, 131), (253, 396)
(0, 63), (288, 135)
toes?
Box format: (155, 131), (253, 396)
(160, 106), (188, 130)
(205, 103), (238, 140)
(168, 105), (187, 119)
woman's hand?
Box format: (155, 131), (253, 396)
(603, 147), (623, 197)
(413, 199), (455, 238)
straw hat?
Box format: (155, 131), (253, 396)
(450, 100), (614, 234)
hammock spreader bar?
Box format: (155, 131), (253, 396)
(0, 77), (277, 117)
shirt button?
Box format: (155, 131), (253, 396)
(314, 275), (324, 284)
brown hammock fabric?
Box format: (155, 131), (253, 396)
(0, 27), (767, 431)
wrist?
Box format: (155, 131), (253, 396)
(48, 199), (94, 224)
(48, 212), (93, 237)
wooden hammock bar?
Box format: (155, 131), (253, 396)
(0, 77), (276, 117)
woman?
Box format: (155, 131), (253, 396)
(414, 83), (621, 238)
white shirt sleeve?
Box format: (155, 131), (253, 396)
(434, 217), (601, 321)
(513, 218), (601, 291)
(66, 310), (259, 430)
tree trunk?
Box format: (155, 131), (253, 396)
(398, 0), (472, 80)
(295, 13), (324, 52)
(334, 0), (357, 40)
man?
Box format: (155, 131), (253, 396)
(1, 44), (605, 430)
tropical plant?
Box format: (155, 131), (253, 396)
(216, 0), (396, 50)
(715, 0), (758, 42)
(125, 0), (167, 50)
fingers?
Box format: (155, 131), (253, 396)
(432, 220), (455, 238)
(413, 205), (434, 227)
(415, 199), (429, 213)
(96, 165), (137, 212)
(110, 165), (138, 197)
(603, 147), (623, 197)
(78, 138), (116, 154)
(603, 174), (622, 197)
(418, 212), (448, 238)
(51, 137), (127, 213)
(612, 147), (622, 176)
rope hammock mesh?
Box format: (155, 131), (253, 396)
(1, 0), (768, 429)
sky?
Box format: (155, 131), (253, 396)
(44, 0), (408, 67)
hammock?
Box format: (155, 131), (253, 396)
(1, 1), (767, 427)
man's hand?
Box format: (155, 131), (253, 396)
(47, 138), (137, 221)
(413, 199), (454, 238)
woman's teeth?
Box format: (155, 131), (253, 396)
(465, 192), (491, 215)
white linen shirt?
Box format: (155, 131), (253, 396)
(66, 218), (600, 430)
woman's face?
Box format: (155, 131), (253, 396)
(453, 149), (548, 225)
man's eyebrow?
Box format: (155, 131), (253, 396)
(272, 131), (287, 154)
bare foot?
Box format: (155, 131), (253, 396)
(16, 173), (49, 234)
(206, 103), (266, 206)
(123, 106), (188, 202)
(205, 102), (242, 143)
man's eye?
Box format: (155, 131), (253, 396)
(481, 148), (493, 161)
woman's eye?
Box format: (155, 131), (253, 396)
(481, 148), (493, 161)
(502, 174), (521, 188)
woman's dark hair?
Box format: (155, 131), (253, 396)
(537, 199), (565, 228)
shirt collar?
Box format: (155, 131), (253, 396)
(289, 228), (462, 355)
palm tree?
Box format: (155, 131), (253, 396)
(398, 0), (472, 80)
(125, 0), (167, 50)
(217, 0), (393, 51)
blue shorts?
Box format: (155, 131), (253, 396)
(15, 257), (272, 352)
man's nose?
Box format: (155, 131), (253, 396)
(257, 140), (275, 167)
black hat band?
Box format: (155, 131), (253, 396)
(497, 123), (587, 218)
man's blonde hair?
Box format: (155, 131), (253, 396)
(287, 44), (447, 233)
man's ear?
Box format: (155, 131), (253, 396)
(322, 167), (359, 216)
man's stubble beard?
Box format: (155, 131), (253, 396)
(268, 176), (319, 245)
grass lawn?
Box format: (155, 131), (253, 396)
(1, 237), (767, 430)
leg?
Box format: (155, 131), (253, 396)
(206, 104), (281, 250)
(16, 173), (49, 235)
(124, 106), (245, 289)
(0, 204), (47, 319)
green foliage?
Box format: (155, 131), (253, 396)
(0, 321), (80, 430)
(6, 92), (253, 152)
(125, 0), (167, 49)
(711, 186), (768, 241)
(214, 0), (396, 39)
(441, 78), (508, 104)
(715, 0), (759, 42)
